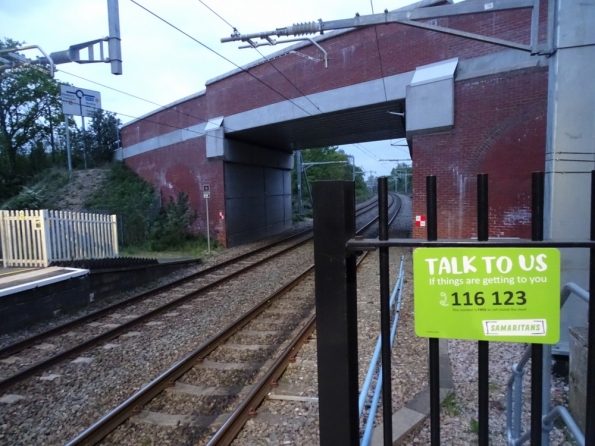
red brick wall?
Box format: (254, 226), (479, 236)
(412, 67), (548, 240)
(119, 0), (546, 139)
(124, 137), (227, 245)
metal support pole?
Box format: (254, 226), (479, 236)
(313, 181), (359, 446)
(81, 116), (88, 169)
(378, 177), (392, 445)
(477, 173), (489, 446)
(426, 175), (440, 446)
(205, 196), (210, 254)
(586, 171), (595, 446)
(531, 171), (545, 446)
(107, 0), (123, 75)
(64, 114), (72, 172)
(297, 152), (303, 215)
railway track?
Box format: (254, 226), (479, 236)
(0, 197), (384, 394)
(62, 193), (402, 446)
(0, 201), (376, 393)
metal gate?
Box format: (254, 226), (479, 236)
(312, 173), (595, 446)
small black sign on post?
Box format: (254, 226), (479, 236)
(313, 181), (359, 446)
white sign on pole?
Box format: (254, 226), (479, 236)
(60, 85), (102, 117)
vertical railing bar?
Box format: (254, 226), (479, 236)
(11, 212), (18, 266)
(378, 177), (392, 446)
(89, 214), (94, 258)
(92, 213), (97, 258)
(477, 173), (489, 446)
(427, 175), (440, 446)
(83, 213), (89, 258)
(531, 172), (544, 446)
(50, 211), (60, 260)
(6, 212), (14, 266)
(97, 214), (103, 258)
(585, 170), (595, 446)
(41, 210), (50, 267)
(111, 215), (119, 257)
(313, 181), (359, 446)
(29, 211), (36, 265)
(88, 214), (94, 258)
(77, 212), (83, 260)
(0, 211), (5, 266)
(66, 211), (72, 260)
(101, 214), (107, 257)
(16, 212), (23, 266)
(54, 211), (60, 261)
(24, 211), (31, 266)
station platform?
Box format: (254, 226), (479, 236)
(0, 267), (89, 298)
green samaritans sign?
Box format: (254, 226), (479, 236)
(413, 248), (560, 343)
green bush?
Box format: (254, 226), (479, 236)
(85, 162), (157, 246)
(149, 192), (197, 251)
(2, 185), (46, 210)
(1, 169), (69, 210)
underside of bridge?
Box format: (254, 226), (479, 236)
(225, 99), (406, 152)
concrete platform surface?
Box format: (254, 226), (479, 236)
(0, 266), (88, 297)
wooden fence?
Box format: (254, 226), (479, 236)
(0, 210), (118, 267)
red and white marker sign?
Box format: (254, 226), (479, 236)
(415, 215), (426, 227)
(219, 211), (225, 220)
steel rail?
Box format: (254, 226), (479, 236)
(66, 263), (318, 446)
(1, 197), (377, 359)
(207, 194), (404, 445)
(64, 197), (390, 445)
(0, 233), (314, 393)
(358, 193), (400, 233)
(0, 194), (383, 392)
(207, 315), (317, 445)
(0, 229), (313, 359)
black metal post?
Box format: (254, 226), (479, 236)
(531, 172), (545, 446)
(313, 181), (359, 446)
(585, 171), (595, 446)
(378, 177), (392, 445)
(477, 173), (489, 446)
(427, 176), (440, 446)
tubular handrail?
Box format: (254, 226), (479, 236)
(506, 282), (590, 446)
(359, 256), (405, 446)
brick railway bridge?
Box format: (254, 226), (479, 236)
(118, 0), (594, 346)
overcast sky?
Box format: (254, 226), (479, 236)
(1, 0), (420, 176)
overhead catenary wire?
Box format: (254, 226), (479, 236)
(194, 0), (323, 114)
(129, 0), (315, 118)
(57, 1), (392, 173)
(57, 69), (241, 133)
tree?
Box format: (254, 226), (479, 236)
(390, 162), (412, 194)
(88, 109), (121, 166)
(292, 146), (370, 215)
(0, 38), (62, 198)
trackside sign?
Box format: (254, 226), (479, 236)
(413, 248), (560, 343)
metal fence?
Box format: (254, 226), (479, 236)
(0, 210), (118, 267)
(312, 173), (595, 446)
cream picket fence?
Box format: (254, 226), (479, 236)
(0, 210), (118, 267)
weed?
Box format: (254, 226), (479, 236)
(468, 418), (480, 434)
(441, 393), (461, 416)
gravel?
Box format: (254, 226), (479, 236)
(233, 194), (424, 445)
(0, 239), (315, 445)
(5, 195), (575, 446)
